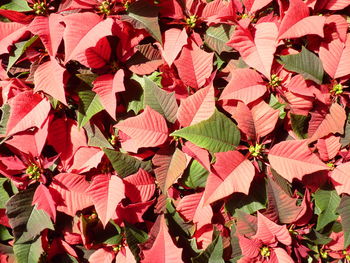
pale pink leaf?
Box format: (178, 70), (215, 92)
(308, 103), (346, 142)
(49, 173), (93, 217)
(89, 248), (115, 263)
(268, 140), (328, 182)
(115, 106), (168, 149)
(227, 22), (278, 79)
(6, 91), (51, 137)
(324, 0), (350, 10)
(34, 59), (67, 105)
(177, 84), (215, 127)
(203, 151), (255, 205)
(32, 184), (56, 222)
(174, 42), (214, 89)
(86, 174), (125, 227)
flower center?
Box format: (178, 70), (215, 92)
(99, 1), (111, 15)
(26, 164), (41, 181)
(249, 143), (263, 157)
(186, 15), (197, 29)
(331, 83), (343, 95)
(269, 74), (282, 88)
(33, 2), (47, 15)
(260, 246), (271, 258)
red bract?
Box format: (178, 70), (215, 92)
(1, 0), (350, 262)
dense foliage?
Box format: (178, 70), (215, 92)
(1, 0), (350, 262)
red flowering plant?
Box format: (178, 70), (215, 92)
(1, 0), (350, 262)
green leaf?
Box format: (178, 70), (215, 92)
(5, 188), (54, 244)
(125, 222), (148, 262)
(13, 237), (43, 263)
(290, 114), (309, 139)
(84, 121), (113, 149)
(191, 232), (224, 263)
(1, 0), (32, 12)
(7, 36), (38, 72)
(0, 178), (11, 209)
(125, 74), (145, 114)
(171, 109), (240, 153)
(180, 160), (209, 189)
(279, 46), (324, 84)
(143, 77), (178, 123)
(122, 1), (162, 44)
(103, 148), (152, 177)
(166, 199), (194, 238)
(77, 90), (104, 128)
(225, 192), (265, 217)
(0, 104), (10, 136)
(269, 94), (286, 119)
(340, 113), (350, 147)
(204, 24), (234, 54)
(337, 195), (350, 248)
(76, 73), (98, 88)
(314, 188), (340, 231)
(0, 225), (13, 241)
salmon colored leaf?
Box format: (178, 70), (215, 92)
(227, 21), (278, 79)
(308, 103), (346, 142)
(153, 148), (187, 194)
(219, 68), (266, 105)
(278, 0), (309, 38)
(32, 184), (56, 222)
(177, 192), (213, 229)
(278, 16), (325, 40)
(124, 169), (156, 203)
(115, 106), (168, 150)
(319, 34), (350, 79)
(49, 173), (93, 217)
(34, 59), (68, 105)
(86, 174), (125, 227)
(268, 140), (328, 182)
(92, 71), (125, 120)
(28, 14), (64, 57)
(174, 42), (214, 89)
(177, 84), (215, 127)
(265, 177), (304, 224)
(160, 28), (187, 66)
(6, 91), (50, 137)
(203, 150), (255, 205)
(142, 215), (183, 263)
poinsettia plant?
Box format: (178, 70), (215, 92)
(1, 0), (350, 262)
